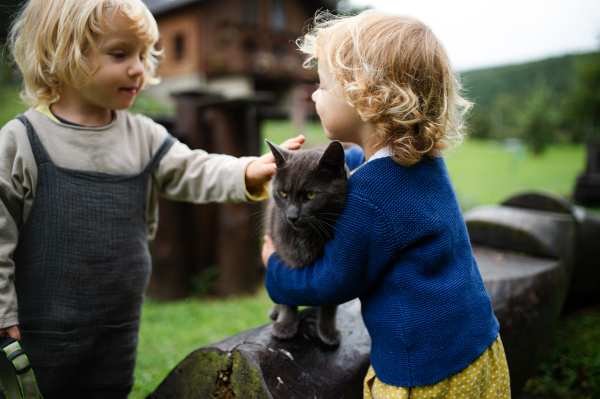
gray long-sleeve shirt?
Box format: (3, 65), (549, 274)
(0, 107), (261, 329)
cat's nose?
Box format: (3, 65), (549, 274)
(287, 216), (299, 224)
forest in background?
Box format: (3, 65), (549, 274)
(462, 51), (600, 153)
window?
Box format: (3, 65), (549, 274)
(174, 34), (185, 61)
(270, 0), (287, 32)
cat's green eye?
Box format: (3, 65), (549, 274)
(306, 191), (317, 200)
(278, 190), (287, 198)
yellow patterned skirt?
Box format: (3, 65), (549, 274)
(364, 335), (510, 399)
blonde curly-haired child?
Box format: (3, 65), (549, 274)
(262, 10), (511, 399)
(0, 0), (303, 396)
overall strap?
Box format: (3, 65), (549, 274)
(0, 337), (42, 399)
(143, 134), (176, 174)
(15, 114), (52, 167)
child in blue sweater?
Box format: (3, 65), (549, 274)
(262, 10), (511, 399)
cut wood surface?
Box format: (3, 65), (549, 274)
(148, 299), (370, 399)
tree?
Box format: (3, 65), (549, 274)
(0, 0), (24, 37)
(516, 81), (559, 154)
(565, 52), (600, 142)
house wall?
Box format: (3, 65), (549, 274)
(146, 0), (318, 106)
(155, 8), (203, 78)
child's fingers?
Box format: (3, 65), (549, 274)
(282, 134), (305, 144)
(0, 325), (21, 341)
(260, 153), (276, 164)
(279, 142), (302, 150)
(262, 163), (277, 176)
(278, 135), (305, 150)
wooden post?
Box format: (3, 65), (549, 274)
(148, 92), (267, 300)
(574, 141), (600, 203)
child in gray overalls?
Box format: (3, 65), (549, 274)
(0, 0), (304, 397)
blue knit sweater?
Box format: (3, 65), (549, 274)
(265, 148), (499, 387)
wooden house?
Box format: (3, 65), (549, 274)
(142, 0), (335, 110)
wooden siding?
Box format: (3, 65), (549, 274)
(153, 0), (316, 82)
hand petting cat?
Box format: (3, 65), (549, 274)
(244, 135), (305, 197)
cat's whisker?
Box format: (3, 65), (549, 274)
(312, 220), (335, 242)
(309, 223), (326, 244)
(246, 219), (271, 245)
(317, 217), (339, 225)
(312, 218), (338, 233)
(244, 210), (268, 222)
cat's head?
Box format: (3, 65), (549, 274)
(266, 140), (349, 232)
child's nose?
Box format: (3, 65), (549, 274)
(128, 58), (145, 77)
(311, 89), (319, 103)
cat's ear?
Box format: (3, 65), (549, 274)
(265, 139), (292, 168)
(318, 140), (346, 177)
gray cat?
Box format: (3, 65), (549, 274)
(265, 139), (349, 346)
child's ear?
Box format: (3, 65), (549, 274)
(265, 139), (292, 168)
(318, 140), (346, 178)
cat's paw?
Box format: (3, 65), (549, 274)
(317, 327), (342, 346)
(272, 320), (299, 340)
(268, 305), (279, 320)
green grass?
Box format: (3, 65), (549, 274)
(523, 306), (600, 399)
(132, 289), (274, 398)
(262, 120), (589, 211)
(0, 97), (594, 397)
(130, 122), (596, 397)
(259, 119), (331, 154)
(0, 85), (28, 127)
(444, 139), (586, 211)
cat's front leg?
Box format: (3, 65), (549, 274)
(268, 304), (280, 320)
(271, 304), (300, 339)
(317, 305), (342, 346)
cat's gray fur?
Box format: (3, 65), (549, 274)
(265, 139), (349, 345)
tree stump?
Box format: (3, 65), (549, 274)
(148, 300), (370, 399)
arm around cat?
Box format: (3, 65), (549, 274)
(264, 190), (398, 307)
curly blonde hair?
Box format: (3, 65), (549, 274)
(298, 10), (472, 166)
(8, 0), (161, 107)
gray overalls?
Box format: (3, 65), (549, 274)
(10, 114), (175, 394)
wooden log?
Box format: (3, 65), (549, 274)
(148, 299), (371, 399)
(465, 203), (576, 394)
(570, 206), (600, 304)
(500, 191), (600, 305)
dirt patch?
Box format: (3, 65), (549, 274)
(214, 367), (235, 399)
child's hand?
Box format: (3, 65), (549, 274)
(245, 135), (305, 194)
(262, 235), (276, 268)
(0, 325), (21, 341)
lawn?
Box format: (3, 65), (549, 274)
(0, 85), (28, 127)
(133, 290), (274, 398)
(131, 121), (597, 398)
(0, 91), (595, 397)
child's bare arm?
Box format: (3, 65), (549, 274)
(245, 135), (305, 196)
